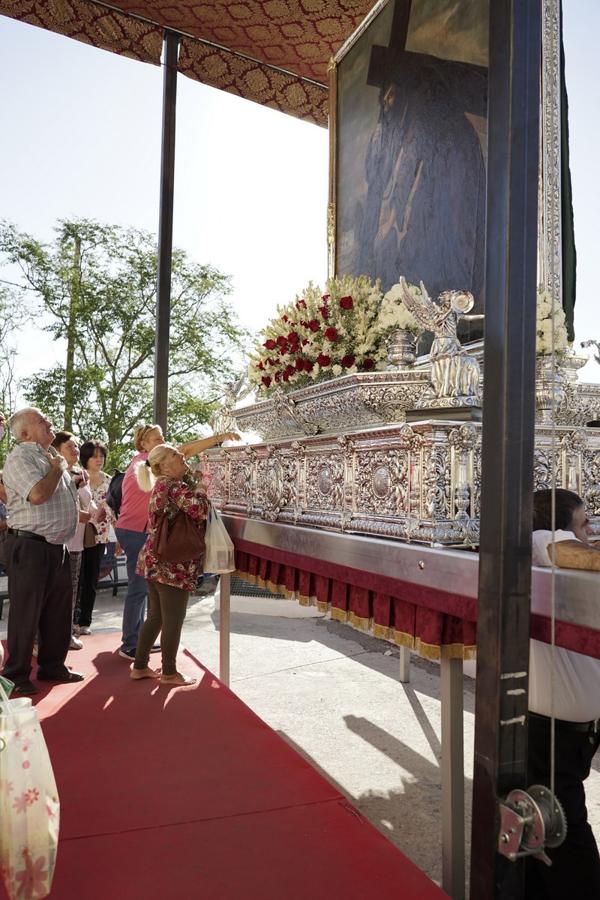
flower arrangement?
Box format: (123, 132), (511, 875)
(248, 275), (395, 395)
(536, 286), (569, 356)
(376, 282), (422, 336)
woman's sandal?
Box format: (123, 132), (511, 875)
(130, 666), (160, 680)
(159, 672), (197, 687)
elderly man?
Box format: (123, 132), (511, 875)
(0, 407), (84, 695)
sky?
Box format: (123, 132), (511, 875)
(0, 1), (599, 391)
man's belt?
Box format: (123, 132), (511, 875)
(7, 528), (48, 543)
(530, 711), (600, 733)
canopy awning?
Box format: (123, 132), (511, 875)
(0, 0), (377, 125)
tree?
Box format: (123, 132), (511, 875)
(0, 285), (26, 466)
(0, 219), (248, 468)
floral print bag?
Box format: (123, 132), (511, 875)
(0, 680), (60, 899)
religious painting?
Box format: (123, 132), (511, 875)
(332, 0), (489, 323)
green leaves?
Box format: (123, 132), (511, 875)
(0, 218), (249, 468)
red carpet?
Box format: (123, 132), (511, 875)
(1, 635), (446, 899)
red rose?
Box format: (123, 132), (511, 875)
(288, 331), (300, 344)
(276, 335), (287, 349)
(340, 295), (353, 310)
(264, 339), (276, 350)
(279, 347), (287, 356)
(317, 353), (331, 367)
(324, 327), (338, 342)
(362, 358), (375, 371)
(304, 359), (314, 372)
(295, 358), (305, 371)
(282, 371), (290, 381)
(307, 319), (320, 332)
(319, 305), (330, 319)
(261, 376), (272, 388)
(284, 364), (295, 376)
(341, 354), (356, 368)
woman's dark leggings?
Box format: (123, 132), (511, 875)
(134, 581), (189, 675)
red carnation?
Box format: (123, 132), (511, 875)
(304, 359), (314, 372)
(340, 295), (354, 310)
(319, 305), (330, 319)
(307, 319), (320, 332)
(288, 330), (300, 343)
(362, 358), (375, 371)
(295, 299), (307, 309)
(321, 294), (330, 302)
(341, 354), (356, 368)
(295, 358), (305, 371)
(282, 370), (290, 381)
(276, 335), (287, 349)
(317, 353), (331, 367)
(279, 347), (287, 356)
(257, 362), (264, 370)
(324, 327), (338, 342)
(302, 339), (309, 346)
(275, 372), (282, 382)
(264, 339), (276, 350)
(282, 314), (289, 323)
(261, 376), (272, 388)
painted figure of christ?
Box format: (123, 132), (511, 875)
(354, 0), (488, 322)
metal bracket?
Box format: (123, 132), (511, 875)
(498, 785), (566, 865)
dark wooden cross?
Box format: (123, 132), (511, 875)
(366, 0), (413, 89)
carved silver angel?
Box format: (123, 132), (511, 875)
(397, 277), (482, 405)
(209, 374), (253, 434)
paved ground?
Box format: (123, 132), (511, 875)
(2, 575), (600, 889)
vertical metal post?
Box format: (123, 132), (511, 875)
(153, 30), (180, 433)
(470, 2), (542, 898)
(441, 656), (465, 899)
(399, 646), (411, 683)
(219, 573), (231, 687)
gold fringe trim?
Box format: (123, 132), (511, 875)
(330, 606), (349, 624)
(348, 611), (372, 633)
(372, 623), (392, 641)
(235, 569), (477, 660)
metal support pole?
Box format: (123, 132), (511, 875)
(470, 2), (542, 897)
(399, 646), (410, 683)
(219, 573), (231, 687)
(153, 30), (180, 432)
(441, 656), (465, 899)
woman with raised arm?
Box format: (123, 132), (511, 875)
(130, 443), (209, 686)
(115, 424), (240, 660)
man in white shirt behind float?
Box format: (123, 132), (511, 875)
(527, 488), (600, 899)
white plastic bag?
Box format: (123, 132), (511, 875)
(203, 504), (235, 574)
(0, 680), (60, 899)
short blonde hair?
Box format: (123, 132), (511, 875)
(135, 443), (177, 492)
(134, 424), (162, 452)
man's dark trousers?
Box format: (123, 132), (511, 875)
(525, 711), (600, 899)
(1, 533), (72, 685)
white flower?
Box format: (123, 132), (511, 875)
(332, 364), (343, 376)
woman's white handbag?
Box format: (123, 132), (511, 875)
(204, 504), (236, 574)
(0, 680), (60, 899)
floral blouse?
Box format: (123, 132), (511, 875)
(136, 474), (208, 591)
(89, 471), (113, 544)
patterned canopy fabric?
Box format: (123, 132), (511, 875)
(0, 0), (376, 124)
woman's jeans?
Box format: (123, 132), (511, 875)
(115, 528), (148, 654)
(134, 581), (189, 675)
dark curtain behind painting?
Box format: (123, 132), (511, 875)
(560, 0), (576, 341)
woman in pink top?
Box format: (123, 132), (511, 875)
(115, 423), (240, 659)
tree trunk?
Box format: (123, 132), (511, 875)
(64, 234), (81, 431)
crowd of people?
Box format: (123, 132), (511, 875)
(0, 406), (238, 695)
